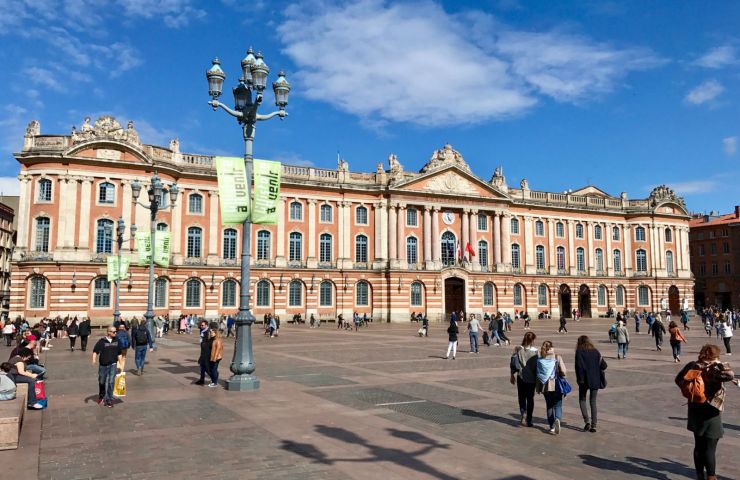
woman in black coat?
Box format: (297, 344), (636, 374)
(574, 335), (607, 432)
(196, 333), (214, 385)
(445, 319), (458, 360)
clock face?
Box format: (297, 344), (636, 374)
(442, 211), (454, 225)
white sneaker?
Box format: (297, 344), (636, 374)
(554, 419), (561, 435)
(42, 347), (50, 351)
(208, 383), (218, 388)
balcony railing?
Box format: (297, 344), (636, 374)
(287, 260), (305, 268)
(354, 262), (369, 270)
(317, 261), (335, 269)
(595, 270), (605, 276)
(254, 259), (274, 268)
(557, 268), (568, 275)
(184, 257), (206, 266)
(221, 258), (238, 266)
(536, 268), (548, 275)
(614, 271), (626, 277)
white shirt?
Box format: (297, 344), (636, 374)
(469, 318), (481, 333)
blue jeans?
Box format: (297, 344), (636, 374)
(469, 331), (479, 352)
(671, 342), (681, 359)
(492, 330), (501, 344)
(544, 391), (563, 428)
(26, 364), (46, 379)
(209, 360), (220, 384)
(98, 363), (117, 403)
(134, 345), (148, 370)
(618, 343), (628, 358)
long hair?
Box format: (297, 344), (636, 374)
(668, 320), (677, 330)
(539, 340), (553, 357)
(521, 331), (537, 348)
(576, 335), (594, 351)
(698, 344), (720, 362)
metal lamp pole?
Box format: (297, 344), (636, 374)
(205, 49), (291, 391)
(131, 174), (179, 345)
(113, 217), (137, 325)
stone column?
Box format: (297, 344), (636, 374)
(77, 177), (93, 250)
(121, 181), (133, 252)
(470, 209), (479, 271)
(342, 201), (352, 262)
(307, 199), (317, 268)
(15, 175), (31, 251)
(373, 200), (387, 269)
(170, 188), (182, 261)
(63, 178), (79, 249)
(681, 227), (691, 278)
(337, 201), (345, 267)
(461, 208), (469, 263)
(388, 204), (398, 268)
(524, 216), (534, 274)
(423, 206), (432, 265)
(605, 223), (613, 275)
(586, 221), (594, 275)
(275, 196), (287, 267)
(547, 218), (556, 275)
(623, 224), (632, 274)
(648, 224), (657, 275)
(396, 204), (406, 266)
(657, 224), (666, 273)
(567, 219), (575, 273)
(379, 199), (389, 265)
(206, 191), (219, 265)
(502, 213), (512, 268)
(432, 207), (440, 266)
(493, 211), (502, 268)
(56, 176), (69, 250)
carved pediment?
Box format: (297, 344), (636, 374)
(422, 171), (477, 194)
(396, 167), (509, 199)
(71, 115), (141, 147)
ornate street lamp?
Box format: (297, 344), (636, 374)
(206, 49), (291, 391)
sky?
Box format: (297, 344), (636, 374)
(0, 0), (738, 214)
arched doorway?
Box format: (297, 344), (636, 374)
(444, 277), (465, 319)
(558, 284), (572, 318)
(578, 284), (592, 318)
(668, 286), (680, 314)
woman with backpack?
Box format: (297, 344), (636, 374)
(574, 336), (607, 433)
(668, 321), (688, 363)
(536, 340), (568, 434)
(510, 332), (538, 427)
(67, 318), (79, 352)
(445, 317), (458, 360)
(675, 344), (738, 480)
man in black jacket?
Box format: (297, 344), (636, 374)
(78, 317), (92, 352)
(92, 327), (124, 408)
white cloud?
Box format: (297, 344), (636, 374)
(115, 0), (206, 28)
(723, 136), (737, 156)
(666, 180), (717, 195)
(278, 0), (663, 126)
(0, 104), (29, 154)
(0, 177), (20, 196)
(693, 45), (737, 69)
(684, 80), (724, 105)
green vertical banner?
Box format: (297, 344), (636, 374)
(216, 156), (250, 225)
(107, 256), (130, 281)
(136, 231), (151, 266)
(154, 231), (171, 267)
(252, 159), (281, 225)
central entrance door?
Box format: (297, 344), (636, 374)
(558, 284), (572, 318)
(668, 286), (680, 314)
(444, 277), (465, 320)
(578, 284), (592, 318)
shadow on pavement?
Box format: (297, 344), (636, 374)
(580, 454), (695, 479)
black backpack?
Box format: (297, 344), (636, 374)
(135, 327), (148, 345)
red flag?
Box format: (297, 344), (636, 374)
(466, 242), (475, 257)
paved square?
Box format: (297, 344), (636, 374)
(3, 317), (739, 479)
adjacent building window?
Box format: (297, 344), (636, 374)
(289, 232), (302, 262)
(319, 281), (332, 307)
(575, 223), (584, 239)
(289, 201), (303, 221)
(535, 245), (545, 270)
(355, 235), (368, 263)
(441, 231), (456, 266)
(155, 278), (167, 308)
(538, 284), (547, 306)
(665, 228), (672, 242)
(406, 208), (418, 227)
(712, 262), (718, 275)
(319, 233), (332, 263)
(666, 251), (674, 274)
(613, 249), (622, 272)
(257, 230), (271, 260)
(30, 276), (46, 308)
(594, 225), (602, 240)
(157, 222), (168, 231)
(477, 214), (487, 231)
(699, 245), (705, 256)
(513, 283), (523, 306)
(724, 261), (731, 274)
(636, 249), (647, 272)
(556, 222), (565, 237)
(223, 228), (237, 260)
(355, 205), (368, 225)
(98, 182), (115, 204)
(289, 280), (302, 306)
(483, 282), (494, 306)
(35, 217), (50, 252)
(597, 285), (606, 306)
(511, 244), (521, 270)
(478, 240), (488, 269)
(556, 246), (565, 270)
(38, 179), (52, 201)
(637, 286), (649, 306)
(320, 204), (332, 223)
(723, 242), (730, 254)
(510, 218), (520, 234)
(92, 278), (111, 307)
(576, 247), (585, 272)
(410, 281), (423, 306)
(699, 263), (706, 276)
(535, 220), (544, 236)
(710, 243), (717, 255)
(185, 279), (201, 307)
(356, 281), (369, 306)
(595, 248), (603, 272)
(612, 226), (620, 241)
(96, 219), (114, 254)
(256, 280), (270, 307)
(222, 279), (237, 307)
(635, 226), (646, 241)
(187, 227), (202, 258)
(188, 194), (203, 214)
(615, 285), (624, 306)
(406, 237), (418, 266)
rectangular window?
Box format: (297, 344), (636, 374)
(638, 288), (649, 306)
(477, 214), (487, 231)
(575, 224), (584, 238)
(725, 261), (731, 274)
(711, 263), (718, 275)
(723, 242), (730, 254)
(407, 240), (417, 265)
(699, 245), (705, 256)
(320, 205), (332, 223)
(556, 223), (565, 237)
(355, 206), (368, 225)
(699, 263), (706, 275)
(535, 221), (544, 236)
(536, 247), (545, 269)
(406, 208), (417, 227)
(612, 227), (620, 241)
(98, 183), (115, 204)
(289, 202), (302, 221)
(510, 219), (519, 234)
(597, 288), (606, 306)
(155, 280), (167, 308)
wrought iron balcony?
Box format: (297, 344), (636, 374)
(184, 257), (206, 266)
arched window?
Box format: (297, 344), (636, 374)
(355, 235), (368, 263)
(665, 227), (672, 242)
(612, 226), (620, 241)
(613, 249), (622, 272)
(289, 201), (302, 221)
(188, 193), (203, 214)
(556, 222), (565, 237)
(289, 280), (302, 306)
(635, 226), (646, 241)
(511, 244), (521, 270)
(594, 224), (602, 240)
(93, 277), (111, 307)
(441, 231), (456, 266)
(615, 285), (625, 306)
(38, 179), (52, 201)
(556, 246), (565, 270)
(35, 217), (50, 253)
(222, 279), (237, 307)
(156, 222), (168, 231)
(637, 285), (649, 306)
(355, 205), (368, 225)
(356, 281), (370, 306)
(410, 281), (423, 307)
(538, 284), (548, 306)
(155, 277), (168, 308)
(483, 282), (494, 306)
(535, 220), (544, 236)
(510, 217), (520, 234)
(256, 280), (270, 307)
(595, 248), (604, 272)
(576, 247), (585, 272)
(96, 219), (114, 254)
(257, 230), (271, 260)
(513, 283), (523, 306)
(186, 279), (201, 307)
(666, 251), (674, 274)
(575, 223), (584, 238)
(597, 285), (606, 306)
(406, 237), (418, 266)
(289, 232), (302, 262)
(319, 233), (332, 263)
(320, 204), (332, 223)
(319, 281), (333, 307)
(223, 228), (237, 260)
(30, 276), (46, 308)
(535, 245), (545, 270)
(98, 182), (115, 204)
(636, 249), (647, 272)
(187, 227), (202, 258)
(478, 240), (488, 269)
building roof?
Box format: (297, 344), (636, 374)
(689, 207), (740, 228)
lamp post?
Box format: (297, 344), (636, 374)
(112, 217), (137, 325)
(131, 173), (179, 344)
(206, 48), (291, 391)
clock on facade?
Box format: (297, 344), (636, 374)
(442, 211), (454, 225)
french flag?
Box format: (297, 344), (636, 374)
(456, 240), (461, 260)
(465, 242), (475, 258)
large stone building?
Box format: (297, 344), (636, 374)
(10, 116), (693, 322)
(689, 206), (740, 310)
(0, 196), (17, 319)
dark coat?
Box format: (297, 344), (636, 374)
(447, 322), (459, 342)
(575, 348), (607, 390)
(77, 320), (91, 336)
(199, 336), (214, 366)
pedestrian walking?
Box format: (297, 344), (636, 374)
(669, 321), (688, 362)
(227, 315), (235, 336)
(510, 331), (538, 427)
(445, 317), (458, 360)
(208, 323), (224, 387)
(78, 317), (91, 351)
(497, 314), (511, 345)
(92, 327), (125, 408)
(719, 319), (732, 355)
(634, 312), (640, 333)
(681, 309), (690, 331)
(195, 326), (215, 386)
(131, 321), (154, 375)
(675, 344), (739, 480)
(3, 321), (15, 346)
(115, 324), (131, 370)
(653, 316), (666, 351)
(421, 316), (429, 337)
(575, 336), (607, 433)
(616, 321), (630, 359)
(467, 314), (481, 353)
(558, 316), (568, 334)
(268, 316), (277, 338)
(536, 340), (567, 435)
(67, 318), (79, 351)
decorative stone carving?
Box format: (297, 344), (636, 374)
(420, 144), (471, 173)
(169, 138), (180, 154)
(25, 120), (40, 137)
(376, 162), (384, 174)
(520, 178), (529, 190)
(422, 171), (476, 194)
(649, 184), (685, 208)
(337, 156), (349, 172)
(71, 115), (142, 147)
(388, 153), (403, 174)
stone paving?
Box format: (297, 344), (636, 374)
(2, 317), (739, 479)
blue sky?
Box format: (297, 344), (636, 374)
(0, 0), (738, 213)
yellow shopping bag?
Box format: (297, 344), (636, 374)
(113, 372), (127, 397)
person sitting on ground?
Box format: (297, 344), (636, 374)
(2, 351), (44, 409)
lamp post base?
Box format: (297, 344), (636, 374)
(226, 374), (260, 391)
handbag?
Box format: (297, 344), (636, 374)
(34, 380), (46, 401)
(555, 376), (572, 395)
(599, 355), (608, 389)
(113, 372), (127, 397)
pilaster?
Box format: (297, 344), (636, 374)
(206, 190), (220, 266)
(307, 199), (318, 268)
(275, 196), (287, 267)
